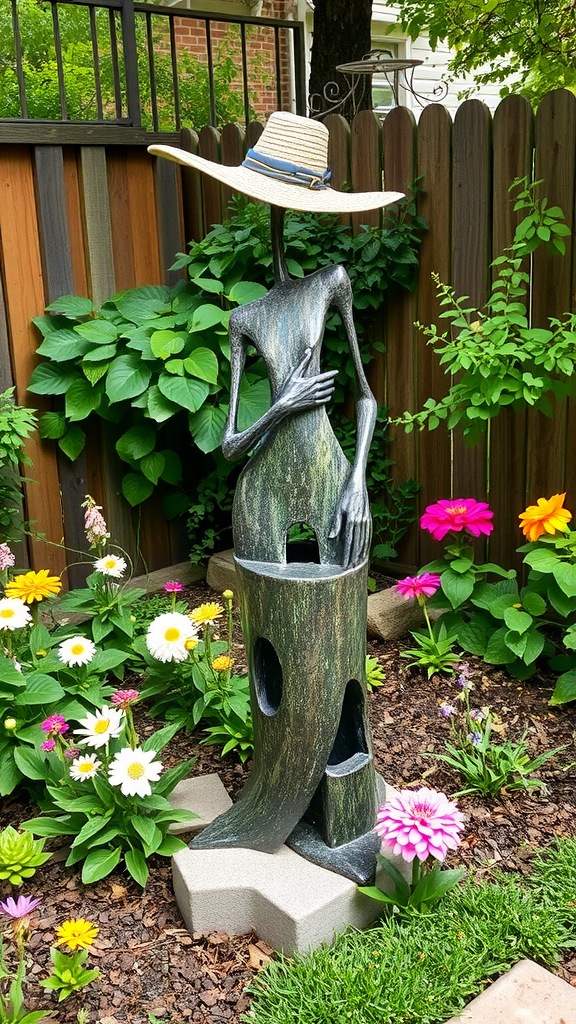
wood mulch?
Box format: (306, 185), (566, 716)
(1, 581), (575, 1022)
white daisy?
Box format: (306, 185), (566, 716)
(107, 746), (163, 797)
(74, 705), (124, 748)
(58, 636), (96, 667)
(69, 753), (101, 782)
(93, 554), (127, 579)
(0, 598), (31, 631)
(146, 612), (198, 663)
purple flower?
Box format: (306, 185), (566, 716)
(467, 731), (482, 748)
(439, 701), (457, 718)
(65, 747), (80, 759)
(456, 674), (472, 691)
(40, 739), (56, 752)
(469, 708), (486, 722)
(0, 896), (41, 919)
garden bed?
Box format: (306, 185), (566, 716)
(1, 580), (574, 1023)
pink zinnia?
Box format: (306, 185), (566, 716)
(40, 714), (68, 735)
(375, 787), (465, 863)
(164, 581), (183, 593)
(65, 747), (80, 759)
(420, 499), (494, 542)
(110, 688), (139, 708)
(40, 739), (56, 752)
(396, 572), (441, 601)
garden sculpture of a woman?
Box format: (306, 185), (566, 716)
(149, 113), (403, 883)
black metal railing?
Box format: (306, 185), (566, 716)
(0, 0), (306, 133)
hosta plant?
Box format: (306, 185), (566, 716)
(0, 827), (51, 885)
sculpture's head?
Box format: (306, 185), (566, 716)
(148, 110), (404, 214)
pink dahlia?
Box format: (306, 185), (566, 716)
(420, 499), (494, 542)
(396, 573), (441, 601)
(375, 787), (465, 863)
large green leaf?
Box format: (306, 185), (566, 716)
(457, 617), (490, 656)
(503, 607), (532, 634)
(75, 319), (118, 343)
(65, 377), (101, 421)
(184, 347), (219, 384)
(82, 343), (117, 363)
(189, 303), (226, 333)
(37, 328), (92, 361)
(58, 424), (86, 461)
(524, 548), (561, 573)
(17, 672), (65, 704)
(45, 295), (94, 318)
(440, 568), (475, 609)
(549, 669), (576, 705)
(237, 377), (270, 431)
(158, 373), (209, 413)
(227, 281), (268, 305)
(13, 747), (50, 780)
(146, 385), (180, 423)
(81, 846), (122, 883)
(150, 330), (187, 360)
(189, 405), (227, 453)
(122, 472), (154, 507)
(106, 354), (152, 403)
(125, 847), (149, 887)
(140, 451), (165, 485)
(484, 626), (517, 664)
(159, 449), (182, 485)
(116, 424), (156, 462)
(28, 363), (80, 396)
(0, 750), (23, 796)
(553, 562), (576, 598)
(39, 411), (66, 439)
(115, 286), (170, 325)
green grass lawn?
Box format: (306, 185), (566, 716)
(244, 838), (576, 1024)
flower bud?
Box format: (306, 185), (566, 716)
(4, 718), (16, 730)
(222, 590), (234, 600)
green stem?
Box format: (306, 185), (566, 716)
(422, 602), (435, 645)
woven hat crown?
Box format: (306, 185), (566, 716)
(255, 112), (329, 175)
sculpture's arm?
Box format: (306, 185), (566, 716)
(328, 268), (377, 566)
(222, 321), (338, 462)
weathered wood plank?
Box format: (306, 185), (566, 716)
(220, 122), (245, 218)
(106, 147), (137, 291)
(126, 148), (163, 286)
(382, 106), (418, 565)
(245, 121), (264, 152)
(62, 148), (90, 297)
(415, 103), (453, 566)
(489, 96), (534, 570)
(0, 145), (65, 573)
(325, 113), (351, 228)
(34, 145), (90, 586)
(198, 125), (223, 231)
(180, 127), (204, 245)
(451, 100), (492, 505)
(350, 110), (381, 235)
(153, 155), (184, 287)
(529, 90), (576, 504)
(80, 146), (116, 305)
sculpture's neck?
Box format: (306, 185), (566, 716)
(271, 205), (289, 285)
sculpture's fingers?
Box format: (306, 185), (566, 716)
(350, 521), (363, 567)
(292, 347), (313, 379)
(328, 507), (342, 541)
(342, 515), (353, 566)
(314, 387), (335, 404)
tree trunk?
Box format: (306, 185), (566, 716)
(308, 0), (373, 121)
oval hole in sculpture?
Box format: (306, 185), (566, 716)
(327, 678), (368, 767)
(286, 522), (320, 564)
(252, 637), (283, 716)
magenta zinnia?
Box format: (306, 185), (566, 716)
(40, 714), (68, 735)
(420, 499), (493, 541)
(375, 787), (465, 863)
(396, 573), (441, 602)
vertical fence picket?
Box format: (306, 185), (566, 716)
(0, 145), (65, 574)
(198, 125), (223, 231)
(35, 145), (91, 586)
(489, 96), (534, 569)
(0, 258), (28, 569)
(324, 113), (351, 228)
(220, 123), (245, 218)
(153, 157), (185, 287)
(350, 110), (382, 236)
(107, 148), (137, 291)
(451, 100), (492, 507)
(125, 149), (162, 286)
(415, 103), (453, 566)
(528, 91), (576, 503)
(245, 121), (264, 152)
(382, 107), (418, 565)
(62, 149), (90, 298)
(180, 128), (204, 244)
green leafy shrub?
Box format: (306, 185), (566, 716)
(0, 388), (36, 547)
(0, 826), (51, 884)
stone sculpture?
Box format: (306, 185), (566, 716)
(149, 112), (403, 883)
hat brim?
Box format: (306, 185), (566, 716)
(148, 144), (405, 214)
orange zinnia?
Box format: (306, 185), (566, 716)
(518, 492), (572, 542)
(5, 569), (62, 603)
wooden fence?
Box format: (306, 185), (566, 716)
(1, 91), (576, 582)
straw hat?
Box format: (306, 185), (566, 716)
(148, 111), (404, 213)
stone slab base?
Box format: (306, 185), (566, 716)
(445, 959), (576, 1023)
(172, 843), (382, 955)
(168, 774), (232, 836)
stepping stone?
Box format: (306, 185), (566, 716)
(445, 959), (576, 1023)
(168, 774), (232, 835)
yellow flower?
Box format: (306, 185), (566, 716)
(212, 655), (233, 672)
(5, 570), (62, 603)
(190, 602), (224, 625)
(222, 590), (234, 600)
(55, 918), (98, 950)
(185, 637), (198, 651)
(518, 492), (572, 542)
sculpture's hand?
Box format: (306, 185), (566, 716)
(329, 473), (371, 567)
(275, 347), (337, 416)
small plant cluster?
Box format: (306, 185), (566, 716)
(397, 490), (576, 703)
(434, 667), (563, 796)
(136, 588), (254, 762)
(395, 179), (576, 444)
(29, 196), (423, 564)
(0, 388), (37, 548)
(0, 895), (99, 1019)
(359, 786), (465, 914)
